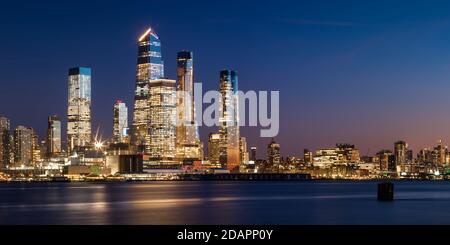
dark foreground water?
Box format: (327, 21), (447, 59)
(0, 181), (450, 224)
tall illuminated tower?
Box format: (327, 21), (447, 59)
(0, 116), (11, 168)
(113, 100), (129, 143)
(147, 79), (177, 165)
(176, 51), (202, 162)
(131, 27), (164, 152)
(13, 126), (33, 166)
(219, 70), (240, 172)
(208, 133), (221, 165)
(267, 138), (281, 166)
(46, 115), (61, 157)
(67, 67), (92, 153)
(394, 140), (407, 173)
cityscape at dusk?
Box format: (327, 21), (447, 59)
(4, 0), (450, 235)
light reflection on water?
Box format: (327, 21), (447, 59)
(1, 181), (450, 224)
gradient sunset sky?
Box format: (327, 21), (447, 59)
(2, 0), (450, 158)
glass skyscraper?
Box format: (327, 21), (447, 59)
(67, 67), (92, 153)
(46, 115), (61, 157)
(113, 100), (129, 143)
(176, 51), (202, 162)
(131, 27), (164, 152)
(0, 116), (11, 168)
(147, 79), (177, 165)
(219, 70), (240, 172)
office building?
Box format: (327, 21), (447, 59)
(267, 138), (281, 166)
(208, 133), (220, 165)
(394, 141), (407, 173)
(131, 27), (164, 151)
(46, 115), (62, 157)
(218, 70), (240, 172)
(13, 126), (33, 167)
(377, 150), (395, 172)
(0, 116), (11, 168)
(176, 51), (202, 162)
(147, 79), (177, 164)
(67, 67), (92, 153)
(31, 129), (41, 164)
(113, 100), (129, 143)
(239, 137), (249, 164)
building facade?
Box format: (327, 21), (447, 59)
(176, 51), (202, 162)
(13, 126), (33, 167)
(67, 67), (92, 153)
(46, 115), (62, 157)
(0, 116), (11, 168)
(267, 139), (281, 167)
(239, 137), (249, 164)
(113, 100), (129, 143)
(208, 133), (221, 166)
(219, 70), (240, 172)
(147, 79), (177, 165)
(394, 141), (407, 173)
(131, 27), (164, 151)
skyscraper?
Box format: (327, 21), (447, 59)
(0, 116), (11, 168)
(147, 79), (177, 164)
(394, 141), (407, 173)
(13, 126), (33, 167)
(46, 115), (61, 157)
(176, 51), (202, 162)
(219, 70), (240, 172)
(131, 27), (164, 151)
(267, 138), (281, 167)
(239, 137), (249, 164)
(208, 133), (220, 165)
(113, 100), (129, 144)
(31, 129), (41, 165)
(67, 67), (92, 153)
(434, 140), (447, 165)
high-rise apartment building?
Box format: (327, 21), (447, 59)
(267, 138), (281, 166)
(176, 51), (202, 162)
(219, 70), (240, 172)
(13, 126), (33, 166)
(46, 115), (62, 157)
(208, 133), (221, 165)
(113, 100), (129, 143)
(377, 150), (395, 172)
(67, 67), (92, 153)
(0, 116), (11, 168)
(394, 141), (407, 173)
(239, 137), (249, 164)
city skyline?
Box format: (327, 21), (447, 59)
(5, 1), (450, 158)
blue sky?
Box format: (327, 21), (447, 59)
(2, 0), (450, 157)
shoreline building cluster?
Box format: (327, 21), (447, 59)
(0, 26), (247, 180)
(2, 27), (450, 181)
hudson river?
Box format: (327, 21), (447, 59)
(1, 181), (450, 224)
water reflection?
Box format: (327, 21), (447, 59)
(1, 181), (450, 224)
